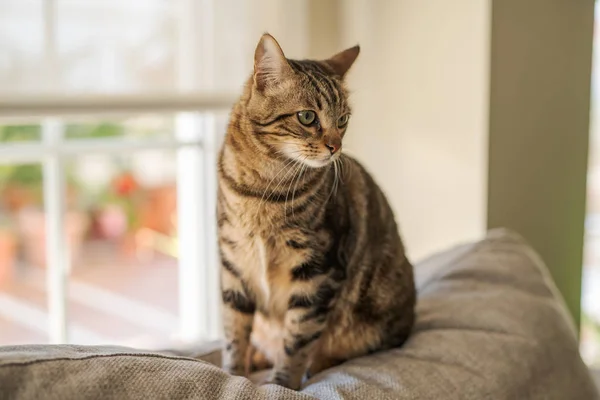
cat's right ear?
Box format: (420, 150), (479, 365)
(254, 33), (293, 92)
(324, 45), (360, 78)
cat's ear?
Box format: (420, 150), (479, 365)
(254, 33), (293, 92)
(324, 45), (360, 78)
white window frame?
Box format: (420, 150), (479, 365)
(0, 0), (236, 345)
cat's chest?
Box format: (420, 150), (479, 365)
(230, 198), (286, 234)
(232, 230), (312, 318)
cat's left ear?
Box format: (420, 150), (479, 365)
(324, 45), (360, 78)
(254, 33), (293, 92)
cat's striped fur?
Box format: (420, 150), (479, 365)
(217, 33), (416, 390)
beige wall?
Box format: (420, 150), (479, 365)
(337, 0), (491, 261)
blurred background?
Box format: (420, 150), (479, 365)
(0, 0), (598, 373)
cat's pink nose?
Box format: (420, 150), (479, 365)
(325, 143), (339, 154)
(325, 137), (341, 155)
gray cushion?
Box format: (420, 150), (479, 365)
(0, 228), (598, 399)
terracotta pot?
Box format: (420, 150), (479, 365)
(16, 208), (89, 269)
(138, 185), (177, 235)
(0, 184), (78, 213)
(0, 230), (16, 283)
(0, 185), (37, 213)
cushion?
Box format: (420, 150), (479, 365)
(0, 228), (598, 399)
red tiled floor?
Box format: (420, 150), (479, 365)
(0, 241), (179, 348)
(0, 315), (46, 345)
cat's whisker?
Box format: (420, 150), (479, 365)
(263, 162), (300, 230)
(268, 158), (302, 213)
(338, 161), (342, 185)
(274, 153), (305, 161)
(332, 161), (338, 197)
(290, 160), (308, 219)
(257, 157), (299, 212)
(284, 159), (306, 221)
(338, 156), (347, 184)
(324, 160), (338, 204)
(274, 148), (304, 155)
(273, 149), (307, 161)
(332, 159), (338, 197)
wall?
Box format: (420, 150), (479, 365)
(337, 0), (491, 261)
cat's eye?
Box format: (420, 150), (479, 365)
(337, 114), (350, 128)
(297, 110), (317, 126)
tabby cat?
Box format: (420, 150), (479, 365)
(217, 33), (416, 390)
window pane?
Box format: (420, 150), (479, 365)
(66, 150), (178, 347)
(0, 0), (45, 95)
(0, 162), (48, 345)
(0, 112), (224, 347)
(0, 0), (180, 95)
(64, 115), (175, 140)
(0, 0), (269, 96)
(0, 124), (42, 143)
(55, 0), (178, 95)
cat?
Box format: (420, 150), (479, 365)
(217, 33), (416, 390)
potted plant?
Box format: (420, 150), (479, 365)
(93, 170), (177, 260)
(0, 126), (43, 212)
(0, 162), (87, 269)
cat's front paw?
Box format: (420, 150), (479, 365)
(222, 364), (247, 378)
(261, 371), (302, 390)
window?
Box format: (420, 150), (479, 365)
(0, 0), (257, 348)
(0, 112), (235, 348)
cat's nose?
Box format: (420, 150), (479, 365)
(325, 143), (339, 154)
(325, 137), (341, 155)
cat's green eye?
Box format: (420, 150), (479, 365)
(337, 114), (350, 128)
(297, 110), (317, 126)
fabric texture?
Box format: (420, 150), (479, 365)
(0, 228), (598, 399)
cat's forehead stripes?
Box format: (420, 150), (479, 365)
(287, 59), (347, 114)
